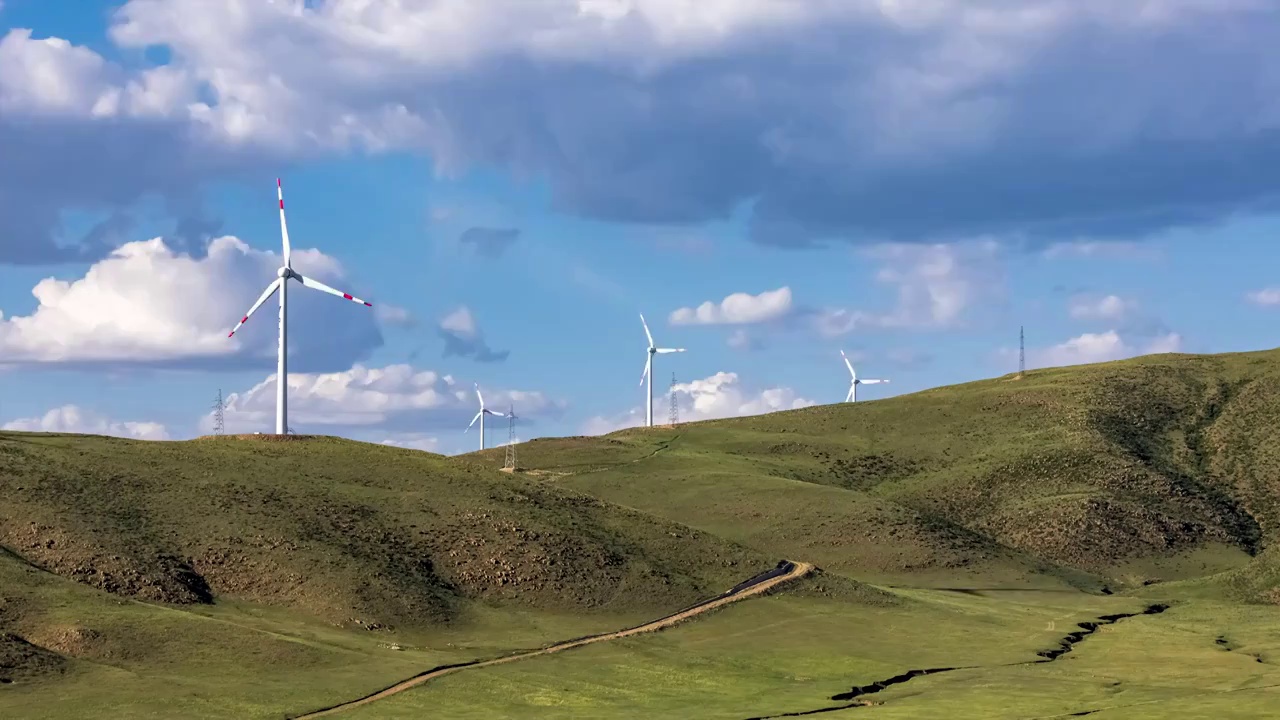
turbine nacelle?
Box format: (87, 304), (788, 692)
(840, 349), (888, 402)
(466, 383), (507, 449)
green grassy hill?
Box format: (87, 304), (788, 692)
(9, 347), (1280, 718)
(0, 432), (780, 632)
(471, 348), (1280, 598)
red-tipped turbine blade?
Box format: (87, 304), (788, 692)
(227, 278), (281, 337)
(294, 272), (372, 306)
(277, 178), (294, 267)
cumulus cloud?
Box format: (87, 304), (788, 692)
(374, 304), (415, 327)
(727, 328), (765, 351)
(1068, 294), (1136, 321)
(3, 404), (169, 440)
(203, 362), (565, 435)
(1246, 288), (1280, 306)
(582, 371), (815, 434)
(436, 306), (509, 363)
(84, 1), (1280, 250)
(0, 26), (260, 264)
(817, 241), (1002, 335)
(0, 236), (382, 369)
(670, 287), (793, 326)
(379, 433), (442, 453)
(459, 226), (520, 258)
(5, 3), (1277, 265)
(1025, 330), (1183, 369)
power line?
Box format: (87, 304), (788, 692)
(504, 404), (518, 471)
(667, 372), (679, 428)
(213, 389), (225, 435)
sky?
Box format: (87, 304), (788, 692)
(1, 0), (1278, 455)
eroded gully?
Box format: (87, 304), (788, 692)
(744, 603), (1171, 719)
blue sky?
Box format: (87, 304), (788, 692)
(1, 1), (1279, 454)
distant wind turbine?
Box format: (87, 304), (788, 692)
(841, 349), (888, 402)
(639, 313), (685, 427)
(465, 383), (505, 450)
(227, 179), (374, 435)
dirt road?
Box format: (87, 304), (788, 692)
(293, 559), (815, 718)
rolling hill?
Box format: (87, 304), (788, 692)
(0, 433), (785, 631)
(7, 347), (1280, 718)
(470, 348), (1280, 599)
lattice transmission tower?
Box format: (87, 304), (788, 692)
(213, 389), (225, 435)
(667, 372), (679, 428)
(1018, 325), (1026, 378)
(503, 404), (518, 470)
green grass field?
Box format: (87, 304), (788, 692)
(6, 349), (1280, 718)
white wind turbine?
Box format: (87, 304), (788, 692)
(841, 349), (888, 402)
(465, 383), (505, 450)
(638, 313), (685, 427)
(227, 179), (374, 435)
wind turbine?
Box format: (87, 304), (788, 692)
(841, 350), (888, 402)
(465, 383), (505, 450)
(639, 313), (685, 427)
(227, 179), (373, 435)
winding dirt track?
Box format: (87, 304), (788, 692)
(293, 560), (815, 719)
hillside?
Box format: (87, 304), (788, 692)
(470, 348), (1280, 598)
(0, 432), (774, 634)
(7, 349), (1280, 718)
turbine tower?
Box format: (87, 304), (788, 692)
(841, 349), (889, 402)
(465, 383), (505, 450)
(227, 179), (374, 435)
(638, 313), (685, 427)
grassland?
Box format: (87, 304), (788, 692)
(6, 348), (1280, 718)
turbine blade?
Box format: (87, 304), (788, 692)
(277, 178), (292, 267)
(474, 383), (484, 409)
(639, 313), (654, 347)
(655, 347), (685, 354)
(465, 411), (482, 431)
(484, 409), (505, 417)
(845, 387), (854, 402)
(840, 349), (856, 379)
(862, 379), (889, 384)
(294, 272), (372, 306)
(228, 278), (281, 337)
(639, 355), (651, 387)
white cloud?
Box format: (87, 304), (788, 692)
(726, 328), (764, 351)
(437, 306), (509, 362)
(582, 371), (815, 434)
(1246, 288), (1280, 306)
(1026, 330), (1183, 369)
(379, 433), (441, 453)
(0, 26), (248, 264)
(0, 236), (383, 369)
(669, 287), (793, 326)
(3, 404), (169, 440)
(374, 304), (414, 327)
(817, 240), (1002, 336)
(203, 363), (566, 435)
(2, 2), (1276, 265)
(1068, 294), (1136, 321)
